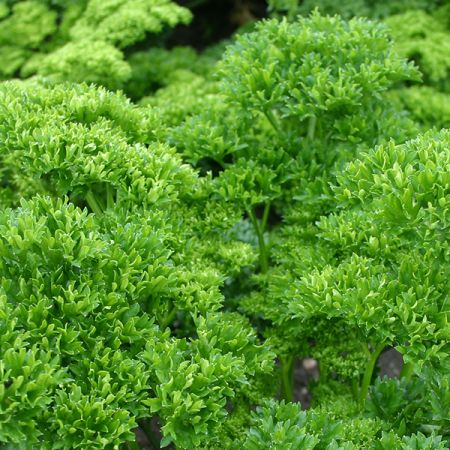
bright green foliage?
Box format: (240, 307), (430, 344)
(0, 0), (191, 88)
(0, 197), (157, 447)
(0, 78), (255, 294)
(35, 40), (131, 90)
(170, 12), (418, 275)
(260, 130), (449, 413)
(245, 400), (318, 449)
(0, 79), (169, 209)
(400, 433), (448, 450)
(219, 13), (417, 140)
(385, 10), (450, 89)
(267, 0), (450, 133)
(0, 344), (66, 446)
(0, 196), (271, 448)
(244, 398), (449, 449)
(143, 313), (274, 448)
(389, 86), (450, 130)
(0, 80), (273, 448)
(68, 0), (191, 48)
(376, 431), (449, 449)
(0, 1), (57, 78)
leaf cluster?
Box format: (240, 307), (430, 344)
(0, 0), (191, 89)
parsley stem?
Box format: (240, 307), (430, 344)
(263, 109), (282, 133)
(85, 190), (104, 215)
(106, 184), (115, 209)
(247, 204), (271, 273)
(261, 202), (271, 234)
(307, 115), (317, 141)
(259, 202), (271, 273)
(400, 361), (414, 380)
(161, 305), (178, 330)
(358, 341), (386, 407)
(281, 355), (295, 402)
(287, 1), (297, 20)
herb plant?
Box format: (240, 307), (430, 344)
(0, 2), (448, 449)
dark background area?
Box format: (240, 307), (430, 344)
(170, 0), (269, 48)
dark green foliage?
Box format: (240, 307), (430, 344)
(367, 367), (450, 439)
(269, 0), (445, 20)
(126, 46), (217, 101)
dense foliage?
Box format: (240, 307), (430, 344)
(0, 1), (448, 449)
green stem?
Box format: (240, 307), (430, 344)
(161, 306), (178, 330)
(358, 342), (386, 407)
(287, 0), (297, 20)
(248, 208), (269, 274)
(215, 157), (226, 170)
(319, 367), (328, 385)
(281, 355), (295, 402)
(400, 361), (414, 380)
(106, 184), (115, 210)
(287, 9), (296, 21)
(259, 202), (271, 273)
(263, 109), (282, 134)
(259, 242), (269, 274)
(85, 191), (104, 215)
(261, 202), (271, 235)
(307, 115), (317, 141)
